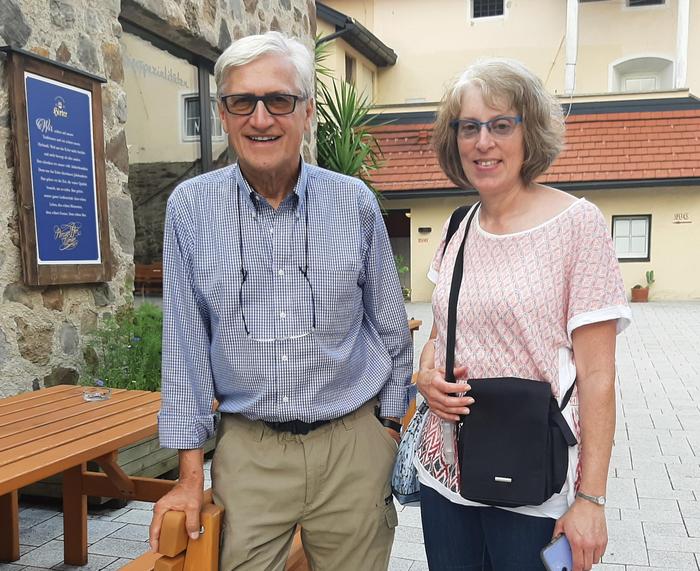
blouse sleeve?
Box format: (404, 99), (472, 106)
(427, 216), (453, 284)
(566, 202), (632, 342)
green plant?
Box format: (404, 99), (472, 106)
(315, 36), (385, 199)
(394, 254), (409, 276)
(316, 80), (384, 197)
(81, 303), (163, 392)
(633, 270), (655, 290)
(646, 270), (655, 287)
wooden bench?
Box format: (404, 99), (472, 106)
(124, 488), (308, 571)
(134, 262), (163, 296)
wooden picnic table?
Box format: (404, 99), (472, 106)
(0, 385), (171, 566)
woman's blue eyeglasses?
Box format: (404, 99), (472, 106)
(449, 115), (522, 139)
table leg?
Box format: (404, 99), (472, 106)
(0, 490), (20, 561)
(63, 463), (87, 566)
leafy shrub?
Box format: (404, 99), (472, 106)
(81, 303), (163, 392)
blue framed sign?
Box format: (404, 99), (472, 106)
(2, 47), (112, 285)
(25, 73), (101, 264)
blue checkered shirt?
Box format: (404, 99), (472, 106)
(159, 161), (413, 449)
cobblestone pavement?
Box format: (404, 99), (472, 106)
(5, 301), (700, 571)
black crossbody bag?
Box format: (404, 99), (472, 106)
(445, 204), (578, 508)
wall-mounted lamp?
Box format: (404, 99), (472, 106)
(418, 227), (432, 234)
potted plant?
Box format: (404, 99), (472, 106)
(631, 270), (655, 302)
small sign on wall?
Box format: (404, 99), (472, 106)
(1, 46), (111, 285)
(673, 212), (692, 224)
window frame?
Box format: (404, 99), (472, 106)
(471, 0), (505, 20)
(182, 93), (225, 143)
(612, 214), (652, 263)
(627, 0), (665, 7)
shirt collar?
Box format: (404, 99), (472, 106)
(235, 160), (308, 218)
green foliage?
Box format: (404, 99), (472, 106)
(394, 254), (409, 275)
(316, 80), (384, 197)
(81, 303), (163, 392)
(646, 270), (655, 287)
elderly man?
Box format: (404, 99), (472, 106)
(148, 31), (412, 571)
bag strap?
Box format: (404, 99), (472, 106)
(442, 205), (472, 257)
(445, 203), (479, 382)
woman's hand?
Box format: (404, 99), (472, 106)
(553, 500), (607, 571)
(416, 365), (472, 422)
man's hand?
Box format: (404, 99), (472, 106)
(553, 499), (607, 571)
(149, 480), (204, 552)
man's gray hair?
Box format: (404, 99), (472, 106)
(214, 31), (314, 99)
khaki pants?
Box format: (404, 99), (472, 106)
(211, 400), (398, 571)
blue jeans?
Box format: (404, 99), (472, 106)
(420, 485), (555, 570)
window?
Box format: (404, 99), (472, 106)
(345, 54), (356, 86)
(183, 95), (223, 140)
(623, 76), (657, 92)
(612, 215), (651, 261)
(611, 56), (673, 92)
(472, 0), (504, 18)
(628, 0), (664, 6)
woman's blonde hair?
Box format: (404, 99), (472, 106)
(433, 58), (565, 188)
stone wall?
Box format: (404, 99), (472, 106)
(0, 0), (316, 397)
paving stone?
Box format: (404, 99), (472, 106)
(52, 553), (118, 570)
(394, 525), (424, 544)
(124, 500), (154, 511)
(396, 505), (422, 528)
(19, 516), (64, 547)
(85, 520), (126, 544)
(390, 540), (427, 562)
(88, 537), (149, 559)
(408, 562), (429, 570)
(18, 506), (61, 528)
(0, 564), (26, 571)
(388, 558), (414, 571)
(603, 520), (647, 565)
(15, 540), (64, 567)
(112, 509), (153, 526)
(644, 520), (688, 537)
(607, 476), (639, 509)
(107, 523), (149, 541)
(648, 549), (699, 569)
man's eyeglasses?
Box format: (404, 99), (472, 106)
(449, 115), (522, 139)
(221, 93), (305, 116)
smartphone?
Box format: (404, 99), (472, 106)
(540, 534), (573, 571)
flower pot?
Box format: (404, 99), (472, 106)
(631, 286), (649, 303)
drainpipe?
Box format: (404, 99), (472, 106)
(565, 0), (579, 95)
(675, 0), (689, 88)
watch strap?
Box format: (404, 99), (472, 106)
(576, 491), (606, 506)
(379, 418), (402, 433)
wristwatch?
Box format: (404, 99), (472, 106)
(379, 418), (402, 433)
(576, 491), (606, 506)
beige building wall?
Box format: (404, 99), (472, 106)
(122, 33), (228, 164)
(317, 19), (377, 100)
(387, 186), (700, 303)
(323, 0), (698, 105)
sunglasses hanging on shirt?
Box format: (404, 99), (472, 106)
(236, 183), (316, 341)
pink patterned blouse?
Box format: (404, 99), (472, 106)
(416, 199), (631, 518)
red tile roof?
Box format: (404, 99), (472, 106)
(369, 109), (700, 193)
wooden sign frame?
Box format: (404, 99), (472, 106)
(1, 47), (112, 285)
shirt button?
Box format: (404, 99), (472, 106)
(282, 396), (289, 403)
(281, 355), (288, 362)
(278, 269), (285, 276)
(280, 311), (286, 319)
(269, 228), (274, 234)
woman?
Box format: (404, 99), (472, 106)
(415, 59), (631, 570)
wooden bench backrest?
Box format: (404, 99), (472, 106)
(121, 491), (222, 571)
